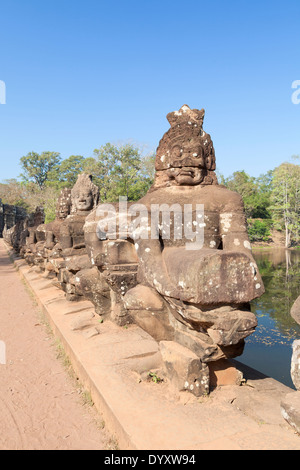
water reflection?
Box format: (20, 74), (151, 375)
(241, 248), (300, 389)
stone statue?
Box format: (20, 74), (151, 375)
(0, 199), (3, 237)
(2, 204), (27, 249)
(84, 105), (265, 395)
(36, 188), (72, 250)
(21, 206), (45, 264)
(59, 174), (99, 254)
(32, 188), (72, 274)
(84, 200), (139, 320)
(281, 295), (300, 433)
(57, 173), (100, 300)
(291, 295), (300, 327)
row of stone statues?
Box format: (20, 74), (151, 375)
(3, 105), (266, 396)
(0, 199), (27, 240)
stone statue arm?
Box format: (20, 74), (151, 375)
(218, 205), (265, 298)
(84, 229), (104, 266)
(45, 230), (55, 249)
(27, 227), (36, 245)
(84, 211), (119, 267)
(219, 194), (253, 256)
(220, 211), (252, 253)
(133, 235), (181, 299)
(59, 222), (73, 250)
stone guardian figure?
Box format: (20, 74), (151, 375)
(84, 105), (265, 395)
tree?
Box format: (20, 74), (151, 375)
(251, 170), (273, 219)
(112, 143), (144, 199)
(0, 179), (29, 208)
(248, 219), (272, 242)
(92, 143), (120, 201)
(58, 155), (86, 187)
(223, 171), (259, 218)
(222, 170), (273, 219)
(270, 162), (300, 247)
(0, 178), (61, 223)
(20, 151), (61, 188)
(92, 142), (154, 202)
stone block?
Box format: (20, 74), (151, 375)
(159, 340), (209, 396)
(291, 340), (300, 390)
(281, 391), (300, 434)
(208, 358), (243, 388)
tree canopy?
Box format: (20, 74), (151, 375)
(20, 151), (61, 188)
(1, 143), (155, 222)
(220, 160), (300, 247)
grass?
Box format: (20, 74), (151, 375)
(148, 371), (164, 383)
(53, 336), (119, 449)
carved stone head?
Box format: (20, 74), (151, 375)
(71, 173), (99, 214)
(153, 104), (218, 188)
(32, 206), (45, 227)
(55, 188), (72, 220)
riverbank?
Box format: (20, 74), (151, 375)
(251, 229), (300, 250)
(2, 239), (300, 450)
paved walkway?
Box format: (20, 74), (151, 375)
(0, 240), (109, 450)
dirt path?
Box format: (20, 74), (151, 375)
(0, 240), (111, 450)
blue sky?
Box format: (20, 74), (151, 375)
(0, 0), (299, 182)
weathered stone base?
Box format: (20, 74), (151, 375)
(291, 340), (300, 390)
(281, 392), (300, 434)
(208, 358), (244, 388)
(159, 341), (210, 396)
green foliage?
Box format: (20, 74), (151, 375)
(269, 162), (300, 247)
(222, 162), (300, 246)
(148, 372), (163, 383)
(20, 151), (61, 188)
(2, 142), (155, 224)
(248, 219), (272, 242)
(222, 170), (272, 219)
(91, 142), (155, 202)
(57, 155), (86, 187)
(252, 249), (300, 336)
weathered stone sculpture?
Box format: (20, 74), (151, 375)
(20, 206), (45, 264)
(32, 188), (72, 274)
(0, 199), (3, 237)
(84, 201), (139, 320)
(3, 218), (26, 252)
(281, 295), (300, 433)
(84, 104), (265, 395)
(57, 173), (100, 300)
(1, 202), (27, 243)
(291, 295), (300, 327)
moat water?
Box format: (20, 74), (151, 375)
(241, 248), (300, 389)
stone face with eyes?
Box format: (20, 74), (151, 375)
(153, 104), (217, 188)
(73, 190), (94, 213)
(59, 173), (99, 253)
